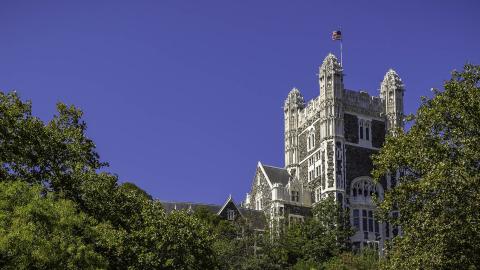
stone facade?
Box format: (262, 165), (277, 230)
(244, 53), (405, 253)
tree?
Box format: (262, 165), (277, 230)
(301, 196), (354, 266)
(372, 64), (480, 269)
(254, 197), (354, 269)
(0, 181), (107, 269)
(0, 91), (218, 269)
(322, 249), (380, 270)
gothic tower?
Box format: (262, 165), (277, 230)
(318, 54), (346, 203)
(380, 69), (405, 131)
(284, 88), (304, 178)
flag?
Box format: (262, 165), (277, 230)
(332, 30), (342, 41)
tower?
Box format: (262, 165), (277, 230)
(380, 69), (405, 131)
(318, 54), (346, 203)
(284, 88), (304, 178)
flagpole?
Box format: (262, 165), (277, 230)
(340, 39), (343, 67)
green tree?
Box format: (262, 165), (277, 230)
(0, 91), (218, 269)
(301, 196), (354, 266)
(323, 249), (380, 270)
(254, 197), (354, 269)
(0, 181), (107, 269)
(373, 64), (480, 269)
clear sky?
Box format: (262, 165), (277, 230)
(0, 0), (478, 205)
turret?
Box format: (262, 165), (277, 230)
(380, 69), (404, 131)
(317, 54), (346, 203)
(319, 53), (344, 100)
(284, 88), (304, 174)
(318, 53), (344, 138)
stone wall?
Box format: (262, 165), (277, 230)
(314, 120), (322, 145)
(345, 145), (378, 190)
(298, 131), (307, 161)
(371, 120), (386, 148)
(344, 113), (359, 143)
(326, 141), (334, 188)
(299, 160), (308, 183)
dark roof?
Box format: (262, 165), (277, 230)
(160, 201), (221, 214)
(262, 165), (291, 185)
(159, 200), (267, 231)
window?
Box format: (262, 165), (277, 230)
(314, 152), (321, 178)
(362, 210), (368, 232)
(359, 120), (364, 139)
(308, 156), (315, 181)
(368, 211), (374, 232)
(351, 178), (382, 200)
(359, 119), (372, 142)
(307, 128), (315, 151)
(353, 209), (360, 231)
(256, 199), (262, 210)
(291, 191), (299, 202)
(365, 121), (370, 141)
(227, 209), (235, 221)
(313, 187), (321, 203)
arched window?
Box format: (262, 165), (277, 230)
(350, 177), (384, 235)
(350, 177), (383, 200)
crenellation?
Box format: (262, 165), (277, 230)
(343, 89), (383, 118)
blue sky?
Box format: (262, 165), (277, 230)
(0, 0), (479, 204)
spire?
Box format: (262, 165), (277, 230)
(381, 69), (405, 131)
(381, 69), (404, 97)
(284, 87), (305, 109)
(320, 53), (342, 73)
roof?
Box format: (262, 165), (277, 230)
(217, 194), (242, 217)
(159, 198), (267, 231)
(160, 201), (221, 214)
(262, 164), (291, 185)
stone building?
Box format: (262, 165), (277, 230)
(243, 53), (404, 252)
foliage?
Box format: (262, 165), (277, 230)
(238, 197), (354, 269)
(0, 181), (107, 269)
(372, 64), (480, 269)
(302, 196), (353, 264)
(323, 249), (380, 270)
(0, 91), (218, 269)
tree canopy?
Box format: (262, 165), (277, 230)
(373, 64), (480, 269)
(0, 92), (217, 269)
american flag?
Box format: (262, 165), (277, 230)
(332, 30), (342, 41)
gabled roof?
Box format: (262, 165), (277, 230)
(217, 194), (243, 218)
(261, 164), (291, 186)
(159, 197), (266, 230)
